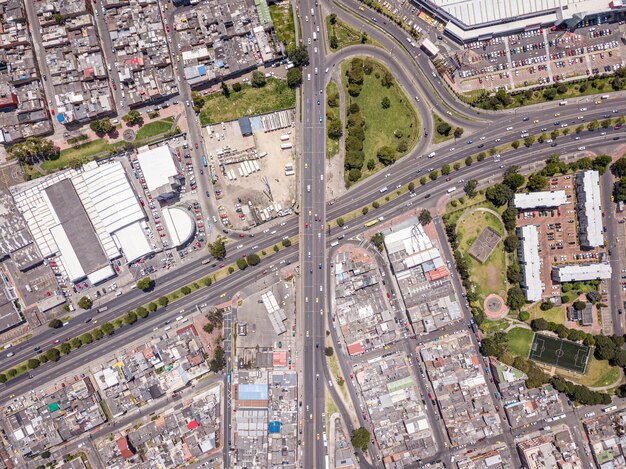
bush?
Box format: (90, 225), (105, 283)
(148, 302), (158, 312)
(362, 207), (369, 215)
(158, 296), (169, 307)
(28, 358), (40, 369)
(518, 311), (530, 322)
(136, 306), (149, 318)
(136, 277), (153, 291)
(325, 346), (334, 357)
(236, 258), (248, 270)
(232, 82), (242, 92)
(125, 311), (138, 325)
(337, 218), (345, 227)
(77, 296), (92, 310)
(372, 201), (380, 209)
(181, 285), (192, 295)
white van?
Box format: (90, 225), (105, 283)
(428, 152), (436, 158)
(175, 315), (184, 321)
(379, 187), (388, 193)
(447, 186), (457, 193)
(559, 100), (567, 106)
(307, 185), (311, 192)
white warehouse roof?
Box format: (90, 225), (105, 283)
(80, 161), (145, 234)
(517, 225), (543, 302)
(113, 222), (154, 264)
(552, 263), (612, 282)
(162, 207), (195, 247)
(384, 223), (433, 256)
(136, 146), (179, 193)
(514, 191), (567, 210)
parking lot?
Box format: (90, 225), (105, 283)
(456, 17), (626, 92)
(516, 173), (607, 300)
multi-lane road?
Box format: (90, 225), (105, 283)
(7, 3), (626, 466)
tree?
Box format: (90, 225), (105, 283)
(286, 67), (302, 88)
(247, 253), (261, 266)
(507, 263), (522, 284)
(372, 201), (380, 209)
(209, 238), (226, 259)
(507, 286), (526, 310)
(125, 311), (138, 325)
(453, 127), (464, 138)
(329, 13), (337, 24)
(0, 374), (6, 383)
(501, 206), (517, 232)
(327, 118), (342, 139)
(122, 110), (142, 125)
(325, 346), (334, 357)
(586, 291), (601, 303)
(221, 82), (230, 97)
(181, 285), (192, 295)
(377, 146), (396, 166)
(92, 328), (104, 340)
(136, 306), (149, 318)
(366, 158), (375, 170)
(203, 323), (215, 334)
(9, 137), (59, 164)
(348, 168), (361, 182)
(158, 296), (169, 307)
(441, 164), (451, 175)
(48, 319), (63, 329)
(46, 348), (61, 362)
(503, 167), (525, 190)
(540, 301), (553, 311)
(77, 296), (92, 310)
(524, 135), (536, 147)
(538, 133), (547, 143)
(236, 258), (248, 270)
(519, 311), (530, 322)
(573, 300), (586, 311)
(337, 218), (345, 227)
(288, 45), (310, 67)
(612, 157), (626, 177)
(511, 140), (520, 149)
(418, 209), (432, 225)
(464, 179), (478, 197)
(251, 71), (267, 88)
(362, 207), (369, 215)
(136, 277), (153, 291)
(148, 302), (158, 312)
(527, 173), (547, 191)
(371, 233), (385, 251)
(28, 358), (40, 370)
(232, 82), (242, 92)
(575, 124), (585, 134)
(59, 342), (71, 355)
(485, 183), (513, 206)
(453, 162), (461, 171)
(210, 346), (226, 372)
(70, 338), (82, 349)
(465, 155), (473, 166)
(53, 13), (64, 25)
(351, 427), (371, 452)
(436, 121), (452, 136)
(90, 118), (113, 134)
(593, 154), (612, 174)
(381, 96), (390, 109)
(360, 32), (368, 44)
(380, 70), (394, 88)
(101, 322), (114, 335)
(504, 234), (518, 252)
(429, 170), (439, 180)
(587, 120), (599, 131)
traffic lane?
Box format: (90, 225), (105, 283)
(0, 245), (299, 397)
(327, 127), (621, 221)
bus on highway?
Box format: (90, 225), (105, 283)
(201, 155), (207, 167)
(364, 219), (379, 228)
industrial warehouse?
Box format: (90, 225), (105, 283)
(8, 151), (193, 286)
(414, 0), (626, 42)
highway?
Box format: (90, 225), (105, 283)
(298, 3), (329, 467)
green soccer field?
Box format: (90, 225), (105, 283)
(529, 333), (590, 373)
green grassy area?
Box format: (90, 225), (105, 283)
(506, 327), (534, 358)
(22, 165), (44, 181)
(557, 356), (621, 388)
(456, 209), (506, 302)
(41, 139), (110, 172)
(199, 78), (296, 125)
(526, 303), (566, 325)
(326, 80), (341, 158)
(341, 58), (420, 184)
(135, 117), (174, 140)
(326, 16), (379, 50)
(480, 318), (509, 334)
(561, 282), (599, 304)
(432, 113), (454, 144)
(269, 2), (296, 53)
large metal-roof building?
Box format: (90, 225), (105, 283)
(414, 0), (625, 42)
(11, 161), (153, 284)
(136, 146), (184, 202)
(516, 225), (543, 302)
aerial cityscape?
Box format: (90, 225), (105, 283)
(2, 0), (626, 467)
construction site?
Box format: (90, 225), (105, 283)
(203, 110), (297, 230)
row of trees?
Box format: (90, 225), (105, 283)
(9, 137), (59, 165)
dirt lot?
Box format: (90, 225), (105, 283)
(516, 173), (607, 300)
(205, 117), (296, 230)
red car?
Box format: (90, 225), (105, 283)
(219, 263), (225, 268)
(446, 177), (452, 181)
(305, 223), (309, 228)
(195, 143), (198, 149)
(165, 25), (170, 32)
(241, 254), (247, 257)
(239, 233), (244, 238)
